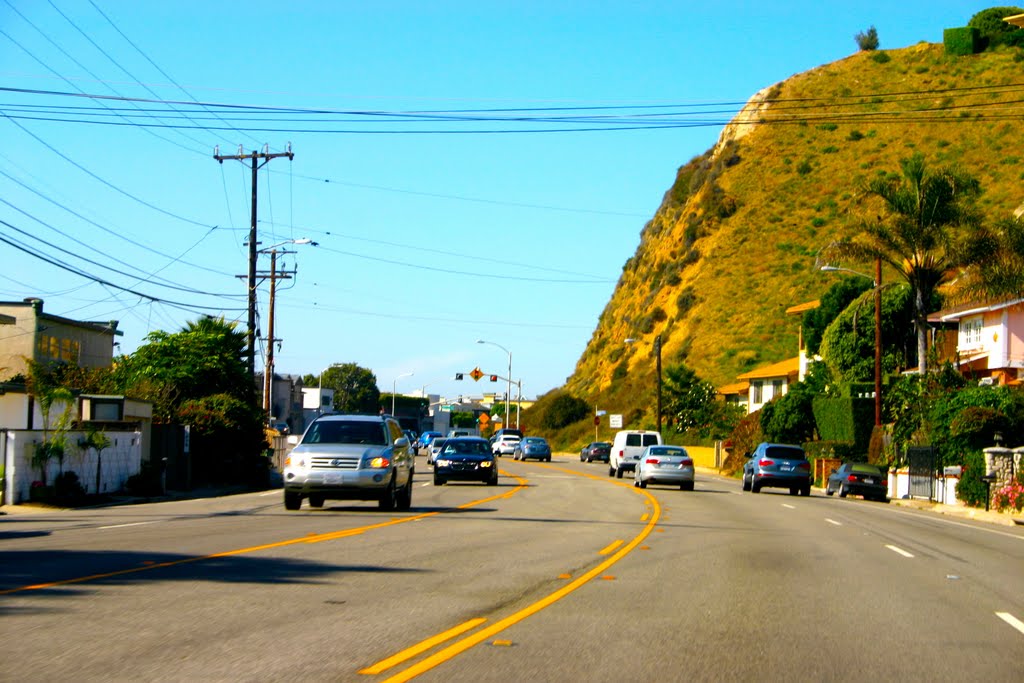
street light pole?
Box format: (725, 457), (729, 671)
(821, 261), (883, 426)
(477, 340), (511, 431)
(392, 372), (414, 416)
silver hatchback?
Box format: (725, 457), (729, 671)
(634, 445), (695, 490)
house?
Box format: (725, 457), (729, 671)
(786, 299), (820, 382)
(716, 380), (750, 411)
(927, 297), (1024, 384)
(255, 372), (305, 433)
(0, 298), (121, 379)
(734, 357), (801, 414)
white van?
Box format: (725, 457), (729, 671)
(610, 430), (662, 478)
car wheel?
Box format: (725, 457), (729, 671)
(396, 476), (412, 511)
(683, 482), (695, 491)
(839, 483), (848, 498)
(742, 473), (751, 492)
(751, 480), (761, 493)
(308, 494), (325, 508)
(789, 487), (799, 496)
(638, 479), (647, 489)
(609, 465), (615, 477)
(825, 483), (834, 496)
(379, 476), (397, 511)
(546, 456), (551, 462)
(800, 485), (811, 497)
(488, 471), (499, 486)
(615, 467), (624, 479)
(433, 475), (445, 486)
(284, 491), (302, 510)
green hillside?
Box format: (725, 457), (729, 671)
(551, 40), (1024, 432)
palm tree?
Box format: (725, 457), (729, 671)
(826, 153), (981, 374)
(953, 213), (1024, 303)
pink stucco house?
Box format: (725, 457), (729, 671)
(927, 298), (1024, 384)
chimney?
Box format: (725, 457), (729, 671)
(23, 297), (43, 314)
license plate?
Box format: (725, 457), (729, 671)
(323, 473), (345, 484)
(780, 466), (794, 472)
(863, 478), (875, 484)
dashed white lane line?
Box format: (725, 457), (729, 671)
(781, 504), (796, 509)
(825, 518), (842, 526)
(885, 544), (915, 558)
(996, 612), (1024, 636)
(259, 490), (278, 497)
(98, 521), (157, 530)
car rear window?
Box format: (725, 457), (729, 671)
(642, 434), (659, 447)
(851, 464), (882, 475)
(764, 446), (806, 460)
(305, 420), (387, 445)
(650, 447), (686, 457)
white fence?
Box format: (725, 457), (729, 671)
(4, 429), (142, 504)
(887, 468), (961, 504)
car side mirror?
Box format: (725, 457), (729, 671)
(743, 451), (751, 459)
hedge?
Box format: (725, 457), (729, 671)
(944, 27), (980, 55)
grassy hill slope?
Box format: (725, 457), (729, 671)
(542, 42), (1024, 437)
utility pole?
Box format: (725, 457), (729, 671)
(214, 143), (294, 376)
(260, 249), (294, 425)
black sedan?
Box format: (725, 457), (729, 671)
(580, 441), (611, 462)
(826, 463), (888, 502)
(433, 437), (499, 486)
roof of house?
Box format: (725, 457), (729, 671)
(928, 297), (1024, 323)
(717, 380), (750, 396)
(735, 357), (801, 381)
(785, 300), (820, 315)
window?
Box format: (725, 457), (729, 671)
(751, 381), (763, 404)
(772, 379), (784, 398)
(960, 316), (984, 348)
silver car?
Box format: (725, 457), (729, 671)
(282, 414), (414, 511)
(633, 445), (695, 490)
(427, 437), (449, 466)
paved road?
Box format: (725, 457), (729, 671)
(1, 456), (1022, 682)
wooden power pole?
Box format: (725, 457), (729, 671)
(213, 144), (294, 377)
(260, 249), (294, 424)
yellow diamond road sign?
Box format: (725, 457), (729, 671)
(470, 367), (484, 382)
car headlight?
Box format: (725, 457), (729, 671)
(480, 461), (493, 468)
(366, 456), (391, 469)
(284, 455), (305, 468)
(435, 459), (451, 467)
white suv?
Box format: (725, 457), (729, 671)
(283, 414), (414, 511)
(610, 430), (662, 478)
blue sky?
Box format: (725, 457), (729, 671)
(0, 1), (999, 404)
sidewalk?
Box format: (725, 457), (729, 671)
(0, 484), (252, 515)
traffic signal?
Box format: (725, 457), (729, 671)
(490, 375), (498, 382)
(454, 373), (464, 380)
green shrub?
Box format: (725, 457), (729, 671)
(822, 146), (839, 154)
(125, 460), (164, 497)
(955, 450), (989, 508)
(870, 51), (891, 63)
(796, 159), (813, 175)
(817, 123), (839, 132)
(812, 395), (875, 452)
(847, 130), (864, 141)
(855, 26), (879, 51)
(943, 26), (980, 55)
(968, 6), (1024, 48)
(54, 471), (86, 505)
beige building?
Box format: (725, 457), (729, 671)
(0, 298), (121, 379)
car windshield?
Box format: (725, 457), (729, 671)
(304, 420), (387, 445)
(764, 446), (806, 460)
(649, 447), (686, 457)
(444, 440), (490, 455)
(431, 439), (448, 449)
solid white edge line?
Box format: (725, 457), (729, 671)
(996, 612), (1024, 636)
(885, 544), (915, 558)
(98, 521), (156, 530)
(825, 518), (842, 526)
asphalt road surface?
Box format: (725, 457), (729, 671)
(2, 456), (1023, 682)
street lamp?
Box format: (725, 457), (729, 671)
(259, 238), (316, 425)
(318, 362), (344, 416)
(625, 334), (662, 436)
(392, 372), (414, 416)
(477, 339), (513, 429)
(821, 258), (883, 426)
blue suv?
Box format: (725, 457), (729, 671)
(742, 442), (811, 496)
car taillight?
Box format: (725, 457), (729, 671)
(848, 474), (858, 482)
(645, 458), (659, 464)
(759, 459), (775, 467)
(619, 450), (624, 458)
(681, 459), (693, 467)
(798, 461), (810, 470)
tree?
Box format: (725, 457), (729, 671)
(825, 153), (981, 374)
(968, 6), (1024, 48)
(759, 365), (826, 445)
(320, 363), (380, 413)
(25, 360), (75, 486)
(80, 426), (111, 495)
(803, 276), (873, 356)
(855, 26), (879, 51)
(818, 283), (921, 383)
(541, 393), (589, 429)
(114, 316), (252, 419)
(955, 214), (1024, 303)
(662, 363), (740, 439)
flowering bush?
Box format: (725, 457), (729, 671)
(992, 481), (1024, 513)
